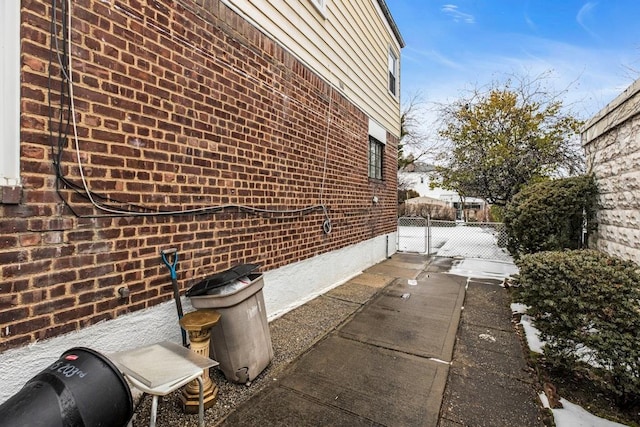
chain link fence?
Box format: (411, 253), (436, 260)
(397, 217), (429, 253)
(398, 217), (511, 261)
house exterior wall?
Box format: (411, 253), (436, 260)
(0, 234), (393, 402)
(399, 169), (488, 221)
(0, 0), (401, 392)
(582, 77), (640, 264)
(222, 0), (403, 137)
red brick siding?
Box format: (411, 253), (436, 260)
(0, 0), (398, 351)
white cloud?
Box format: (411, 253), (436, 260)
(524, 14), (537, 31)
(404, 46), (464, 70)
(576, 2), (600, 40)
(404, 34), (636, 124)
(441, 4), (475, 24)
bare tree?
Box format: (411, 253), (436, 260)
(399, 92), (445, 168)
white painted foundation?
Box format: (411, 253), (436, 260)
(0, 233), (396, 403)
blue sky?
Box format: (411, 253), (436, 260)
(387, 1), (640, 120)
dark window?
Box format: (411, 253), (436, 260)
(369, 136), (384, 180)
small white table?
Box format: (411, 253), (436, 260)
(110, 341), (218, 427)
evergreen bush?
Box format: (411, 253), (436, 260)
(515, 250), (640, 406)
(504, 175), (597, 257)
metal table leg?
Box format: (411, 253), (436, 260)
(197, 376), (204, 427)
(150, 395), (159, 427)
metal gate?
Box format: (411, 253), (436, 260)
(397, 216), (428, 253)
(397, 217), (511, 261)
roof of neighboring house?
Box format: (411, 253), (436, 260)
(405, 196), (449, 206)
(377, 0), (406, 48)
(399, 162), (436, 173)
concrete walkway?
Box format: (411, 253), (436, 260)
(431, 259), (547, 427)
(216, 253), (546, 426)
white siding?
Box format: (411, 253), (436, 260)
(221, 0), (402, 137)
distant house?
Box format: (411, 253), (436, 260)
(404, 196), (456, 220)
(399, 162), (488, 221)
(0, 0), (404, 399)
(582, 78), (640, 264)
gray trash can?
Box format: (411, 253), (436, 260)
(187, 264), (273, 384)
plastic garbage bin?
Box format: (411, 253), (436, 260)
(0, 347), (133, 427)
(187, 264), (273, 384)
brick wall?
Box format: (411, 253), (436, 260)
(0, 0), (398, 352)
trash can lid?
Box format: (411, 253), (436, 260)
(186, 264), (260, 297)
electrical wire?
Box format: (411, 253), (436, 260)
(48, 0), (332, 231)
(319, 89), (333, 234)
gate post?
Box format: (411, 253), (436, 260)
(426, 215), (431, 255)
(396, 217), (400, 252)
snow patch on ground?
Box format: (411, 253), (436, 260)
(519, 314), (545, 354)
(398, 224), (512, 262)
(449, 258), (519, 280)
(511, 303), (528, 314)
(539, 393), (628, 427)
(434, 225), (512, 261)
(514, 305), (629, 426)
(511, 303), (544, 354)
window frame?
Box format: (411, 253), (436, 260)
(309, 0), (327, 17)
(0, 0), (21, 188)
(368, 136), (384, 180)
(388, 48), (399, 97)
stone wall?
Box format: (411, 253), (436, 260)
(0, 0), (398, 353)
(582, 78), (640, 263)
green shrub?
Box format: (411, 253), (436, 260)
(489, 205), (504, 222)
(515, 250), (640, 406)
(504, 175), (597, 257)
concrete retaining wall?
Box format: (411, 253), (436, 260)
(582, 78), (640, 263)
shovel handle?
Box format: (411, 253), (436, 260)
(161, 248), (188, 347)
(161, 248), (179, 280)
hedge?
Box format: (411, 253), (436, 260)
(504, 175), (597, 257)
(515, 250), (640, 406)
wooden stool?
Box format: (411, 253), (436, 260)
(179, 310), (221, 413)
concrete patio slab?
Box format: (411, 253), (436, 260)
(339, 273), (465, 361)
(326, 281), (383, 305)
(382, 252), (430, 267)
(279, 335), (449, 427)
(438, 280), (545, 427)
(364, 262), (423, 280)
(219, 386), (376, 427)
(422, 256), (455, 274)
(440, 365), (544, 427)
(458, 322), (526, 360)
(464, 280), (513, 332)
(132, 253), (545, 427)
(452, 339), (533, 383)
(347, 272), (395, 289)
